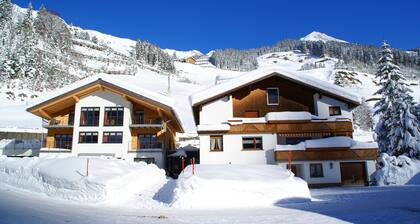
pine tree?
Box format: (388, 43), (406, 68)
(353, 98), (373, 131)
(374, 42), (397, 154)
(374, 42), (420, 158)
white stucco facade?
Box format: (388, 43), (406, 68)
(277, 160), (376, 185)
(199, 96), (233, 125)
(67, 90), (165, 168)
(313, 93), (353, 120)
(200, 133), (277, 165)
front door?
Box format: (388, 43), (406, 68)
(340, 162), (367, 186)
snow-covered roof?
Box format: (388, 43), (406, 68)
(27, 73), (201, 133)
(190, 66), (361, 106)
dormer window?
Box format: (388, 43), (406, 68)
(266, 88), (279, 105)
(329, 106), (342, 116)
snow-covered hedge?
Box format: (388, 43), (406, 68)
(171, 165), (311, 209)
(0, 155), (167, 204)
(371, 153), (420, 186)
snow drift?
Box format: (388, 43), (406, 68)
(170, 165), (311, 208)
(0, 155), (167, 204)
(371, 153), (420, 186)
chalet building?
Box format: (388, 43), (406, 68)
(190, 68), (378, 187)
(26, 68), (378, 187)
(184, 56), (197, 64)
(26, 75), (183, 168)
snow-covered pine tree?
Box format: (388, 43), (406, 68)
(353, 98), (373, 131)
(16, 2), (38, 84)
(374, 42), (397, 154)
(334, 70), (362, 87)
(374, 42), (420, 158)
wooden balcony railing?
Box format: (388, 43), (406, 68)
(43, 118), (74, 128)
(130, 140), (163, 151)
(44, 139), (72, 150)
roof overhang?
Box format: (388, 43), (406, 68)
(27, 76), (184, 133)
(190, 68), (361, 107)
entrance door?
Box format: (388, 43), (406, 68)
(340, 162), (367, 186)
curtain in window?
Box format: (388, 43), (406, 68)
(80, 111), (85, 125)
(104, 110), (109, 125)
(210, 137), (216, 150)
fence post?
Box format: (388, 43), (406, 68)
(181, 157), (185, 173)
(288, 151), (292, 171)
(192, 157), (195, 175)
(86, 158), (89, 177)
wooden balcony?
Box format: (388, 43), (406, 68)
(129, 118), (163, 129)
(201, 120), (353, 136)
(275, 148), (377, 162)
(129, 140), (163, 152)
(43, 118), (74, 129)
(44, 138), (72, 150)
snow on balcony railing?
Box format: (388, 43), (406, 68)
(275, 136), (378, 151)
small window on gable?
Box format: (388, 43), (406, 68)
(329, 106), (342, 116)
(266, 88), (279, 105)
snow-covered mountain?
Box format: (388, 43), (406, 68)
(300, 31), (348, 43)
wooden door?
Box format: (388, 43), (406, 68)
(340, 162), (367, 186)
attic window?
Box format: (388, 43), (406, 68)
(329, 106), (342, 116)
(266, 88), (279, 105)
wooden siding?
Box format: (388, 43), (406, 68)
(220, 121), (353, 135)
(275, 148), (377, 162)
(232, 76), (316, 117)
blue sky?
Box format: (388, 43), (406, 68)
(13, 0), (420, 53)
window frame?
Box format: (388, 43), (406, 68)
(138, 134), (160, 149)
(209, 135), (223, 152)
(242, 136), (263, 150)
(103, 131), (123, 144)
(134, 110), (145, 124)
(104, 107), (124, 126)
(310, 163), (324, 178)
(266, 87), (279, 105)
(329, 106), (342, 116)
(79, 107), (100, 127)
(78, 132), (98, 144)
(54, 134), (73, 149)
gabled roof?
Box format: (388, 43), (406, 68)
(190, 67), (361, 106)
(27, 74), (185, 132)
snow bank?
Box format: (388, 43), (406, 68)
(0, 155), (167, 204)
(371, 153), (420, 186)
(171, 165), (311, 209)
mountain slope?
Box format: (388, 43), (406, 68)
(300, 31), (348, 43)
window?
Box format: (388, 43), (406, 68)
(68, 111), (74, 125)
(104, 107), (124, 126)
(134, 157), (155, 164)
(80, 107), (100, 126)
(329, 106), (342, 116)
(78, 132), (98, 143)
(103, 132), (123, 144)
(210, 135), (223, 151)
(55, 134), (72, 149)
(242, 137), (263, 150)
(134, 110), (144, 124)
(310, 163), (324, 178)
(139, 134), (161, 149)
(244, 111), (259, 118)
(266, 88), (279, 105)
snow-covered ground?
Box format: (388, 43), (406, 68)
(170, 165), (311, 209)
(0, 156), (168, 207)
(0, 183), (419, 224)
